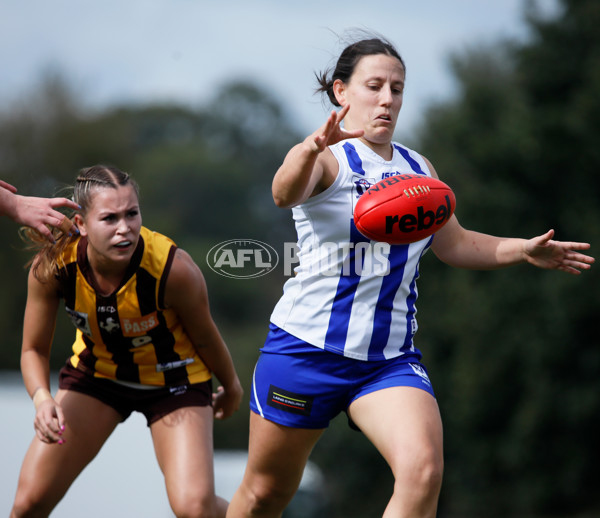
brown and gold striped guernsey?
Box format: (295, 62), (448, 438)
(57, 226), (211, 386)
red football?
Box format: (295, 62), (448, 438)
(354, 174), (456, 244)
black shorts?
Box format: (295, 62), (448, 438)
(58, 362), (213, 426)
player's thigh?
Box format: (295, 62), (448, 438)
(15, 389), (121, 503)
(243, 410), (324, 495)
(151, 405), (216, 492)
(348, 386), (443, 475)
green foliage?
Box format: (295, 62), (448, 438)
(415, 0), (600, 515)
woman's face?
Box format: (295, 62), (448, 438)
(76, 184), (142, 269)
(334, 53), (405, 152)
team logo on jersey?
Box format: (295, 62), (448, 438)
(267, 385), (313, 416)
(353, 172), (406, 202)
(121, 312), (159, 337)
(352, 176), (376, 216)
(353, 177), (374, 198)
(99, 317), (120, 334)
(65, 307), (92, 336)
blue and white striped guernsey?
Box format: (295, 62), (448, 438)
(270, 138), (434, 361)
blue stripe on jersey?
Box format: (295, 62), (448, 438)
(367, 244), (409, 360)
(324, 221), (370, 353)
(343, 142), (366, 176)
(402, 235), (433, 350)
(393, 144), (425, 175)
(369, 235), (434, 359)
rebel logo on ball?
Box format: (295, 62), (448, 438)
(385, 195), (453, 235)
(353, 174), (456, 245)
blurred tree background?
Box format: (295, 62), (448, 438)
(1, 0), (598, 516)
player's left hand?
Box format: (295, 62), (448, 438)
(524, 229), (594, 274)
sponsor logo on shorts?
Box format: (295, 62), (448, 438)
(169, 384), (189, 396)
(267, 385), (313, 416)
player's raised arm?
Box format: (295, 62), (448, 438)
(272, 105), (363, 208)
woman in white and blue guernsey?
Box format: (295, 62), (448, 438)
(227, 36), (594, 518)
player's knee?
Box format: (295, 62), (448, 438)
(11, 492), (52, 518)
(391, 443), (444, 496)
(419, 456), (444, 496)
(168, 489), (217, 518)
(396, 451), (444, 499)
(241, 478), (297, 514)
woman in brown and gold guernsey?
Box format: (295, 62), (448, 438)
(11, 165), (243, 518)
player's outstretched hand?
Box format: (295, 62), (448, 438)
(307, 105), (364, 153)
(524, 229), (594, 275)
(14, 195), (80, 241)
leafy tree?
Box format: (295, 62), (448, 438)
(414, 0), (600, 515)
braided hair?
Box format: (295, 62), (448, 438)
(23, 165), (139, 282)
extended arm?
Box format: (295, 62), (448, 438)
(432, 220), (593, 274)
(427, 159), (594, 274)
(0, 180), (79, 241)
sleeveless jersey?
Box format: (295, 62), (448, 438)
(57, 226), (211, 386)
(270, 139), (434, 361)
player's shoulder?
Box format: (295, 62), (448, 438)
(140, 226), (176, 248)
(168, 248), (203, 285)
(163, 248), (206, 309)
(391, 141), (437, 177)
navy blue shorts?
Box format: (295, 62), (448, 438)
(250, 325), (435, 430)
(59, 362), (213, 426)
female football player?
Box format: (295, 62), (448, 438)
(226, 34), (594, 518)
(11, 165), (243, 518)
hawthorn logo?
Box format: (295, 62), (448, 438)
(206, 239), (279, 279)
